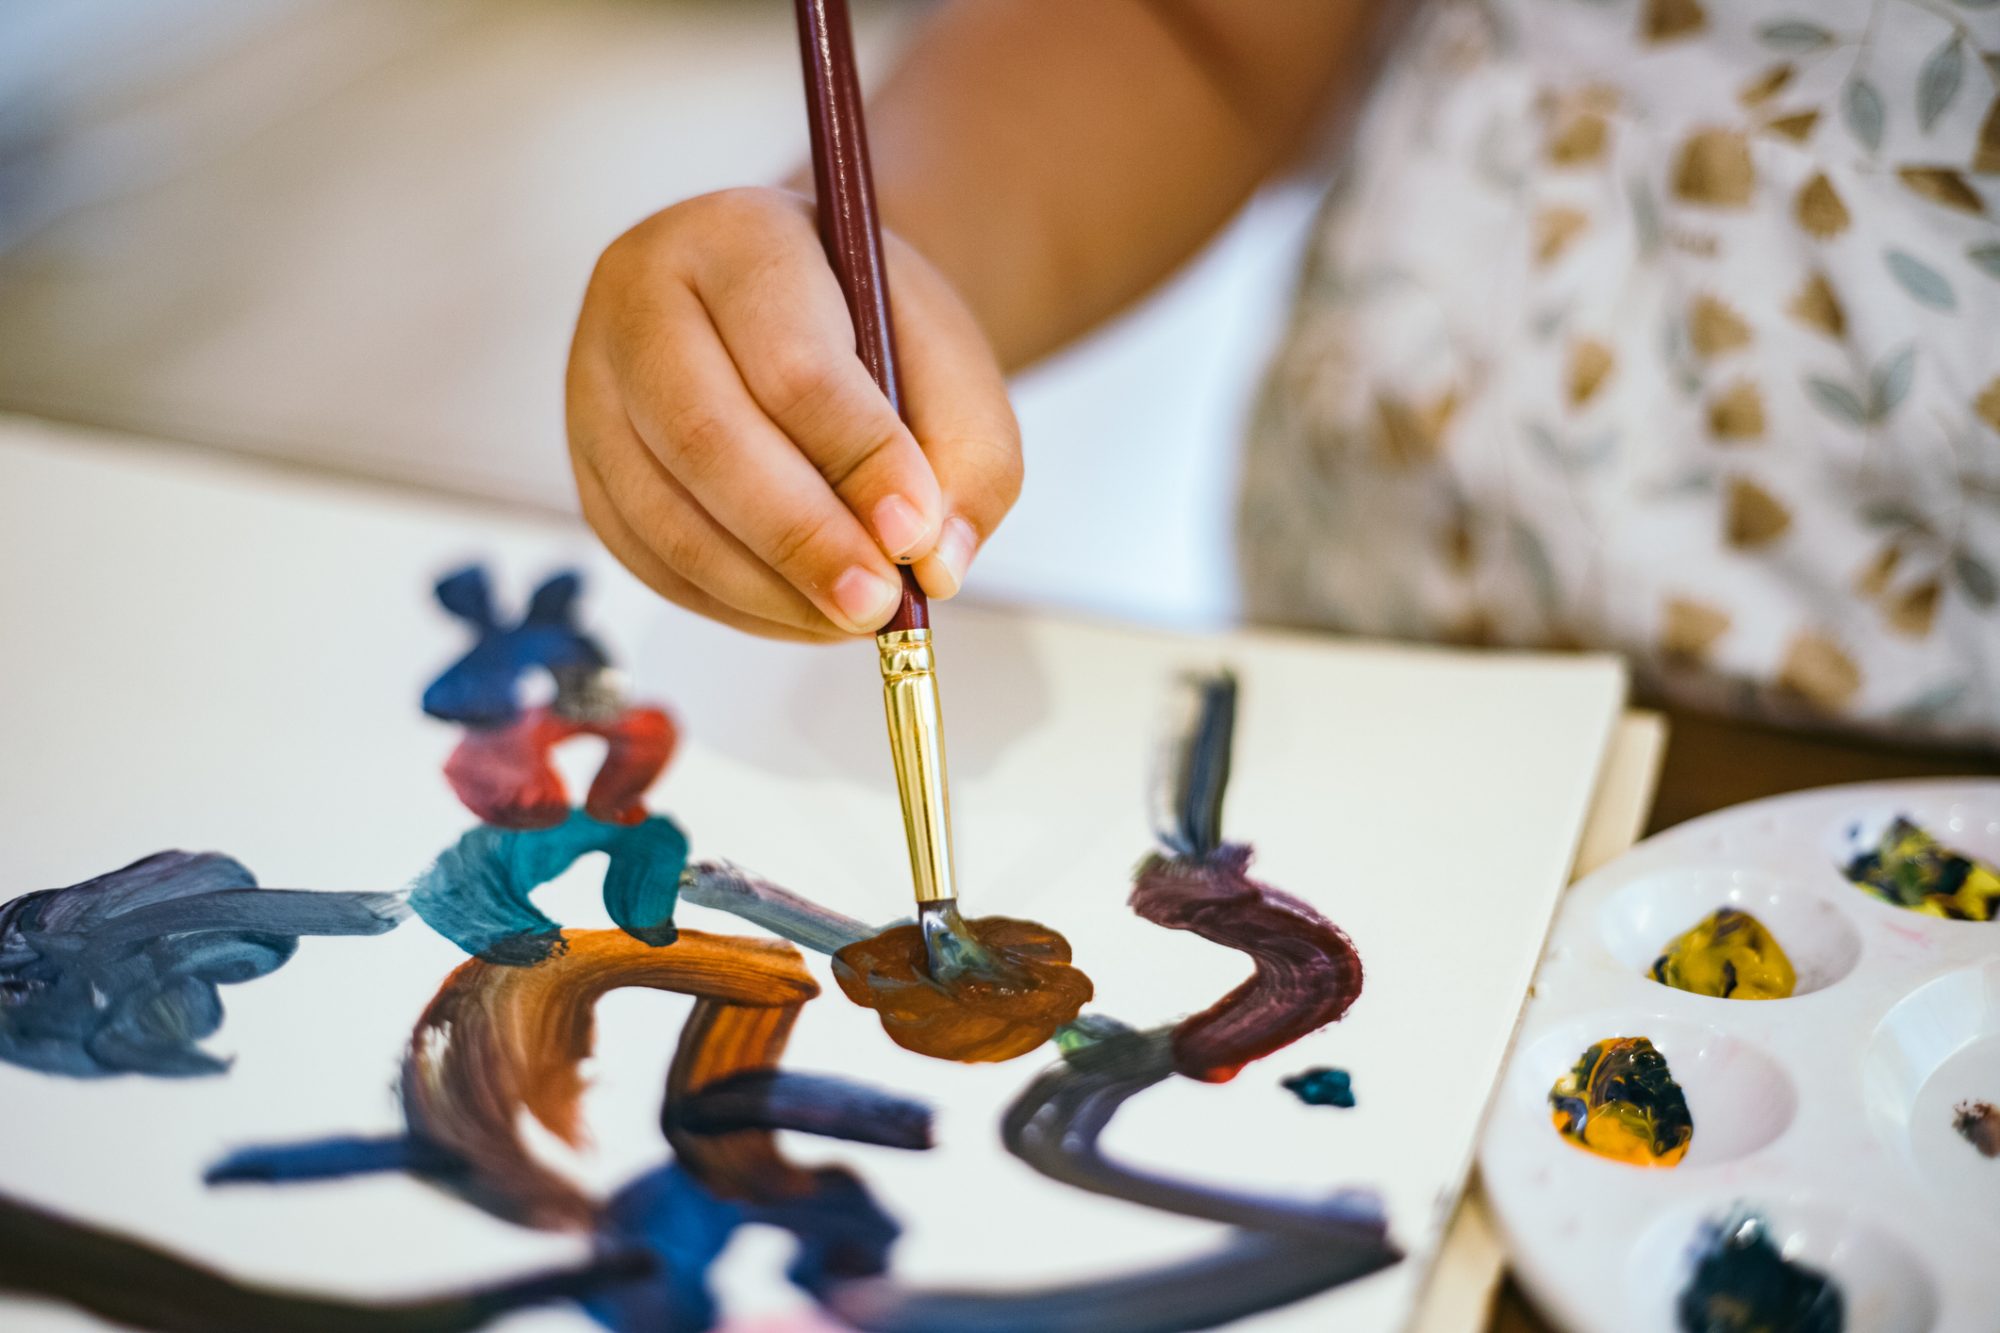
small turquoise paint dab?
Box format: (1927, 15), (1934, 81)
(1282, 1067), (1355, 1109)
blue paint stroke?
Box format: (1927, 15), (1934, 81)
(1283, 1067), (1355, 1108)
(665, 1069), (934, 1150)
(408, 812), (687, 963)
(422, 566), (608, 728)
(206, 1134), (464, 1185)
(0, 851), (404, 1078)
(589, 1163), (899, 1333)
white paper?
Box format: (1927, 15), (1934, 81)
(0, 417), (1625, 1331)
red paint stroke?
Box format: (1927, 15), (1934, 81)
(444, 705), (675, 830)
(1129, 845), (1362, 1083)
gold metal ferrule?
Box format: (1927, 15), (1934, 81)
(877, 628), (958, 906)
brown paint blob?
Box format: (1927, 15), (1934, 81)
(832, 916), (1092, 1062)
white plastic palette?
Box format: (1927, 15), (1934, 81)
(1481, 780), (2000, 1333)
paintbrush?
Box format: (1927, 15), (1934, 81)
(791, 0), (970, 971)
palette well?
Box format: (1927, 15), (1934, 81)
(1481, 781), (2000, 1333)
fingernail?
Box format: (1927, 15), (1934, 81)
(872, 494), (932, 560)
(832, 566), (900, 630)
(931, 516), (977, 596)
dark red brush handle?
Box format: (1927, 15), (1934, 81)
(793, 0), (927, 633)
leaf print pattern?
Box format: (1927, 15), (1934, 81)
(1689, 295), (1752, 356)
(1726, 477), (1792, 546)
(1237, 0), (2000, 746)
(1898, 167), (1985, 214)
(1917, 37), (1965, 133)
(1845, 77), (1886, 151)
(1660, 597), (1731, 662)
(1778, 633), (1862, 711)
(1740, 64), (1795, 107)
(1708, 381), (1766, 439)
(1644, 0), (1706, 42)
(1766, 110), (1820, 142)
(1885, 249), (1958, 310)
(1795, 174), (1851, 238)
(1787, 271), (1846, 337)
(1977, 377), (2000, 433)
(1568, 338), (1616, 405)
(1674, 128), (1756, 205)
(1756, 21), (1833, 53)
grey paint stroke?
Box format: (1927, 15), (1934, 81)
(1003, 1025), (1394, 1239)
(679, 861), (875, 955)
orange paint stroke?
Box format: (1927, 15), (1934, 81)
(403, 928), (816, 1230)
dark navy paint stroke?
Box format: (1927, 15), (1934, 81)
(0, 851), (404, 1078)
(206, 1134), (465, 1186)
(408, 811), (687, 964)
(422, 566), (608, 729)
(0, 1186), (648, 1333)
(665, 1069), (934, 1150)
(1155, 670), (1237, 859)
(823, 1225), (1397, 1333)
(1004, 1026), (1395, 1240)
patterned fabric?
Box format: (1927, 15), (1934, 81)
(1240, 0), (2000, 744)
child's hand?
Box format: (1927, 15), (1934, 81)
(566, 187), (1021, 642)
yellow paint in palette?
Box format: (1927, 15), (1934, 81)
(1548, 1037), (1692, 1167)
(1843, 816), (2000, 921)
(1651, 908), (1795, 999)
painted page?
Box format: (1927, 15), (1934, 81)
(0, 418), (1625, 1332)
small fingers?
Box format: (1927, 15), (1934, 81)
(574, 452), (845, 644)
(605, 283), (909, 634)
(689, 198), (945, 565)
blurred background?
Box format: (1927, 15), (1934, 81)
(0, 0), (1324, 627)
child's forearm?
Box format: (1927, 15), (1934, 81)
(853, 0), (1391, 369)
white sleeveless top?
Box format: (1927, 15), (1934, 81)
(1240, 0), (2000, 745)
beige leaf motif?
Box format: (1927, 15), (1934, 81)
(1534, 207), (1590, 265)
(1778, 632), (1862, 712)
(1795, 173), (1850, 239)
(1898, 167), (1985, 215)
(1977, 376), (2000, 434)
(1855, 543), (1903, 598)
(1442, 512), (1476, 574)
(1644, 0), (1707, 42)
(1373, 387), (1458, 468)
(1708, 381), (1766, 441)
(1766, 110), (1820, 143)
(1978, 95), (2000, 175)
(1889, 578), (1942, 638)
(1689, 295), (1752, 358)
(1725, 476), (1790, 547)
(1548, 110), (1610, 166)
(1740, 64), (1794, 107)
(1568, 338), (1616, 406)
(1788, 271), (1846, 340)
(1674, 129), (1755, 207)
(1660, 597), (1731, 663)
